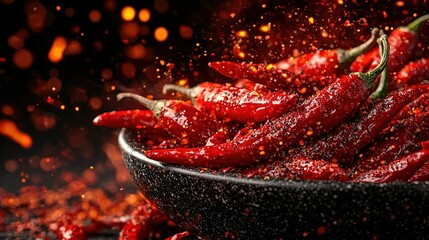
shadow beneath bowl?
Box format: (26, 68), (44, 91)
(119, 129), (429, 239)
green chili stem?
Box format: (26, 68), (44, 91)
(339, 28), (380, 67)
(406, 14), (429, 32)
(356, 35), (389, 90)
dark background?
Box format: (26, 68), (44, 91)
(0, 0), (428, 195)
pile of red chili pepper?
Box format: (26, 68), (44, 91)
(94, 14), (429, 183)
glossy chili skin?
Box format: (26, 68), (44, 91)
(116, 93), (222, 147)
(93, 109), (157, 130)
(274, 28), (379, 75)
(351, 146), (429, 183)
(158, 101), (220, 147)
(93, 110), (171, 139)
(351, 150), (429, 183)
(208, 61), (337, 96)
(294, 85), (429, 163)
(275, 50), (341, 75)
(145, 73), (375, 168)
(197, 82), (298, 123)
(409, 141), (429, 181)
(389, 58), (429, 91)
(351, 94), (429, 175)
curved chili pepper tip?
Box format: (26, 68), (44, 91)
(406, 14), (429, 32)
(117, 93), (166, 118)
(355, 34), (389, 90)
(338, 27), (380, 68)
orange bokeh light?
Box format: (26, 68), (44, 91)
(179, 25), (193, 39)
(89, 9), (102, 23)
(0, 119), (33, 149)
(154, 27), (168, 42)
(48, 36), (67, 63)
(138, 8), (151, 22)
(13, 49), (33, 70)
(121, 6), (136, 21)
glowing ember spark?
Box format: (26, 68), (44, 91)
(236, 30), (248, 38)
(259, 24), (271, 32)
(178, 78), (188, 86)
(0, 119), (33, 149)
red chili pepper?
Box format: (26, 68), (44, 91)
(351, 141), (429, 183)
(408, 142), (429, 182)
(92, 109), (157, 130)
(240, 157), (348, 181)
(208, 61), (338, 96)
(350, 14), (429, 73)
(119, 204), (168, 240)
(165, 231), (190, 240)
(389, 58), (429, 91)
(233, 78), (268, 92)
(294, 84), (429, 164)
(162, 82), (298, 123)
(144, 35), (389, 168)
(275, 28), (380, 75)
(351, 93), (429, 176)
(117, 93), (220, 147)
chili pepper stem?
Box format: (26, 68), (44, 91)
(338, 27), (380, 68)
(370, 66), (388, 100)
(406, 14), (429, 32)
(117, 93), (166, 118)
(370, 40), (389, 100)
(356, 35), (389, 90)
(163, 84), (197, 101)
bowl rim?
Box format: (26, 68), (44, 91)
(119, 128), (429, 190)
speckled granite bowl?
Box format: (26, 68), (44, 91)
(119, 129), (429, 239)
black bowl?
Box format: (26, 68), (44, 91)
(119, 129), (429, 239)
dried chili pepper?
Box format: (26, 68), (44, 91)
(279, 158), (348, 181)
(351, 141), (429, 183)
(208, 61), (337, 96)
(92, 109), (158, 130)
(233, 78), (268, 92)
(119, 204), (169, 240)
(144, 35), (389, 168)
(117, 93), (219, 147)
(350, 14), (429, 73)
(240, 157), (348, 181)
(351, 93), (429, 176)
(162, 82), (298, 123)
(408, 141), (429, 182)
(389, 58), (429, 91)
(408, 162), (429, 182)
(294, 83), (429, 164)
(274, 27), (380, 75)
